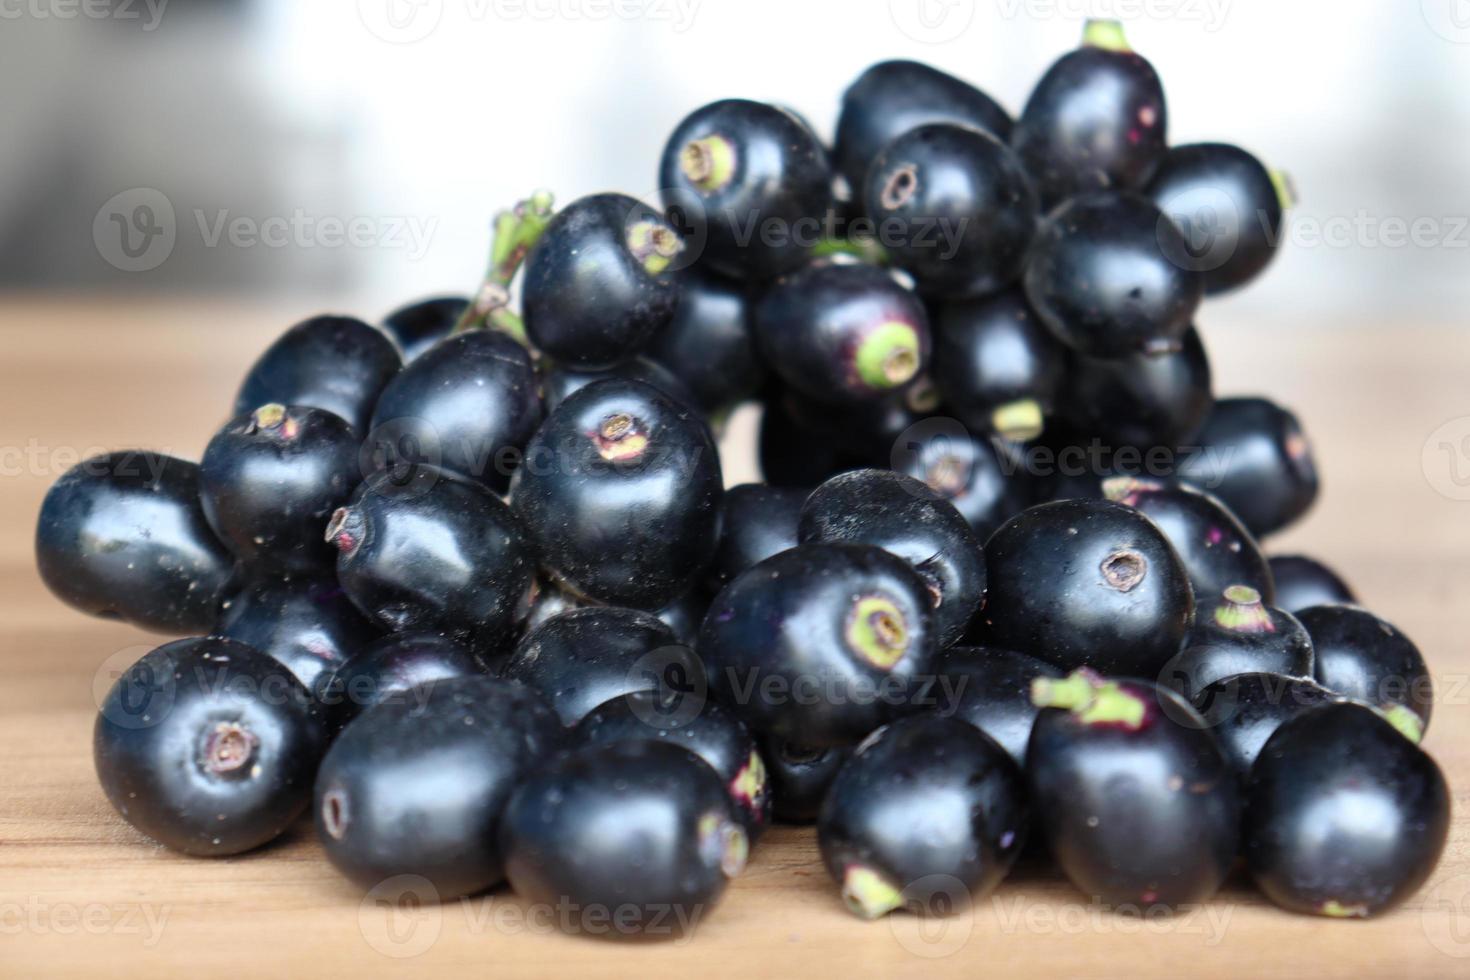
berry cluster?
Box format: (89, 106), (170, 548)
(39, 21), (1446, 936)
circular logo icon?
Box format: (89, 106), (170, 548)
(358, 874), (442, 958)
(888, 874), (974, 958)
(888, 0), (975, 44)
(1156, 185), (1241, 274)
(94, 646), (176, 730)
(94, 188), (176, 273)
(890, 416), (978, 499)
(625, 646), (709, 729)
(1422, 873), (1470, 957)
(1422, 0), (1470, 43)
(360, 416), (447, 500)
(1423, 417), (1470, 501)
(357, 0), (444, 43)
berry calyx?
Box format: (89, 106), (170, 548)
(679, 135), (737, 193)
(854, 322), (922, 390)
(200, 721), (258, 777)
(1083, 18), (1130, 52)
(626, 219), (684, 275)
(991, 398), (1045, 441)
(846, 595), (910, 669)
(1213, 585), (1276, 633)
(841, 864), (904, 919)
(593, 412), (650, 462)
(1031, 671), (1148, 729)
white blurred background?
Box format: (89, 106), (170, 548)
(2, 0), (1468, 326)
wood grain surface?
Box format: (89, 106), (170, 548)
(2, 298), (1468, 979)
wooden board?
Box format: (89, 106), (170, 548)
(2, 298), (1468, 979)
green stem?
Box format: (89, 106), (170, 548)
(1083, 19), (1130, 52)
(452, 190), (556, 338)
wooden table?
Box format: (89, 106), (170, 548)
(3, 298), (1468, 978)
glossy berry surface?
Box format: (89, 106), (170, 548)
(1297, 604), (1433, 730)
(576, 692), (772, 839)
(1245, 702), (1449, 918)
(1027, 672), (1238, 908)
(329, 465), (534, 647)
(318, 631), (494, 732)
(1148, 142), (1287, 295)
(94, 637), (325, 856)
(234, 315), (402, 435)
(757, 262), (930, 406)
(800, 469), (985, 647)
(834, 60), (1012, 197)
(660, 99), (831, 280)
(315, 676), (566, 899)
(759, 736), (851, 824)
(1063, 324), (1213, 453)
(503, 607), (698, 727)
(864, 124), (1038, 298)
(1164, 585), (1313, 701)
(37, 451), (236, 634)
(540, 354), (697, 417)
(511, 378), (722, 609)
(200, 404), (361, 573)
(699, 542), (938, 746)
(924, 646), (1063, 767)
(1102, 477), (1272, 604)
(891, 425), (1028, 539)
(980, 498), (1194, 676)
(932, 289), (1066, 441)
(367, 329), (542, 494)
(1011, 22), (1167, 208)
(1192, 671), (1340, 779)
(1176, 396), (1319, 538)
(645, 268), (765, 413)
(1268, 554), (1356, 613)
(1025, 192), (1202, 358)
(819, 714), (1028, 919)
(523, 193), (684, 369)
(500, 740), (748, 937)
(381, 295), (468, 362)
(707, 483), (805, 590)
(215, 573), (380, 700)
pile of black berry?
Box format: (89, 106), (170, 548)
(38, 21), (1447, 936)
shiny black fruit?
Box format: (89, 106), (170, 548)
(864, 124), (1038, 297)
(216, 573), (379, 699)
(1063, 324), (1213, 453)
(660, 99), (831, 280)
(1176, 397), (1319, 538)
(1164, 586), (1313, 701)
(1027, 671), (1238, 908)
(925, 646), (1063, 767)
(1193, 671), (1339, 779)
(37, 451), (236, 633)
(699, 542), (938, 746)
(315, 676), (565, 899)
(329, 465), (533, 647)
(500, 740), (748, 937)
(234, 315), (401, 435)
(1268, 554), (1356, 613)
(504, 607), (700, 727)
(980, 498), (1194, 676)
(94, 637), (325, 855)
(1245, 702), (1449, 918)
(1148, 143), (1288, 295)
(646, 269), (766, 413)
(759, 736), (851, 824)
(932, 290), (1065, 442)
(540, 354), (697, 416)
(381, 296), (468, 362)
(1102, 477), (1271, 603)
(892, 424), (1029, 539)
(318, 631), (494, 732)
(834, 60), (1011, 197)
(367, 329), (542, 493)
(200, 404), (360, 573)
(707, 483), (805, 589)
(1025, 192), (1202, 358)
(756, 262), (930, 406)
(800, 469), (985, 647)
(1011, 20), (1167, 208)
(577, 692), (771, 839)
(819, 714), (1028, 919)
(1297, 604), (1433, 731)
(511, 378), (722, 609)
(523, 193), (684, 369)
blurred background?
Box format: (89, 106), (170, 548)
(2, 0), (1468, 325)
